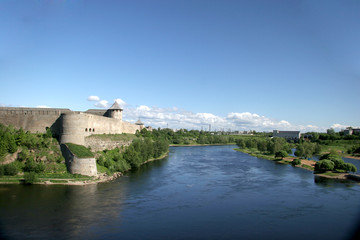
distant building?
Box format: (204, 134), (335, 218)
(344, 129), (353, 136)
(273, 130), (300, 141)
(344, 128), (360, 136)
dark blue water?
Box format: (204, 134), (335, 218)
(1, 145), (360, 240)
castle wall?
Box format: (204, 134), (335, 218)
(122, 121), (141, 134)
(84, 137), (133, 151)
(60, 112), (124, 145)
(0, 107), (71, 134)
(1, 107), (144, 145)
(60, 144), (97, 176)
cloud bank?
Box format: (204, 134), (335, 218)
(86, 96), (354, 132)
(122, 105), (325, 132)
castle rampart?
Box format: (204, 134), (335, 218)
(0, 103), (147, 146)
(0, 107), (71, 134)
(60, 112), (124, 145)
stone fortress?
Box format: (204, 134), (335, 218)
(0, 102), (150, 176)
(0, 101), (149, 145)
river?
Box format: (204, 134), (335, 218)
(1, 145), (360, 240)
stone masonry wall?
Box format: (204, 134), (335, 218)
(122, 121), (141, 134)
(0, 107), (71, 134)
(60, 144), (97, 176)
(84, 137), (133, 152)
(60, 112), (124, 145)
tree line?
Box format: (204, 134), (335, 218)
(235, 135), (357, 174)
(96, 136), (169, 174)
(137, 128), (235, 145)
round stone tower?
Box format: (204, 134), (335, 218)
(107, 101), (123, 120)
(135, 119), (144, 130)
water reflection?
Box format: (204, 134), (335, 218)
(1, 145), (360, 240)
(0, 181), (129, 239)
(314, 175), (359, 188)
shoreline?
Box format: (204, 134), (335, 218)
(170, 143), (235, 147)
(0, 151), (170, 186)
(342, 155), (360, 160)
(234, 148), (360, 182)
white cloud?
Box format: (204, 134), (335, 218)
(330, 123), (349, 130)
(94, 100), (109, 108)
(121, 105), (322, 132)
(87, 96), (100, 101)
(137, 105), (151, 111)
(114, 98), (127, 108)
(36, 105), (50, 108)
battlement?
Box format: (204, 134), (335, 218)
(0, 107), (72, 116)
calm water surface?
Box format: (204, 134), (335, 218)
(1, 145), (360, 240)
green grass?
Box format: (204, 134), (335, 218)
(96, 164), (108, 174)
(322, 171), (342, 177)
(65, 143), (94, 158)
(49, 180), (68, 183)
(234, 148), (276, 161)
(37, 172), (92, 179)
(301, 164), (314, 170)
(86, 133), (137, 142)
(0, 176), (23, 183)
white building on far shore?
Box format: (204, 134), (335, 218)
(273, 130), (300, 141)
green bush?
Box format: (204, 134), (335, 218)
(17, 149), (30, 162)
(315, 160), (335, 172)
(24, 172), (38, 184)
(97, 155), (105, 166)
(35, 162), (45, 173)
(343, 163), (357, 173)
(292, 159), (301, 166)
(4, 163), (19, 176)
(23, 158), (36, 172)
(275, 151), (288, 159)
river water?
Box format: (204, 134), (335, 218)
(1, 145), (360, 240)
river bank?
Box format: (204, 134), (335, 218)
(170, 143), (235, 147)
(0, 151), (169, 185)
(234, 148), (360, 182)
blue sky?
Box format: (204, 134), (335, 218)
(1, 0), (359, 132)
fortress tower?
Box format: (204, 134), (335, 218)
(106, 101), (123, 120)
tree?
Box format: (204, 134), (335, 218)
(257, 140), (267, 153)
(4, 132), (17, 153)
(24, 172), (38, 184)
(123, 145), (141, 168)
(0, 139), (7, 157)
(292, 159), (301, 165)
(327, 128), (335, 135)
(315, 160), (335, 172)
(236, 139), (246, 149)
(275, 151), (288, 159)
(23, 157), (37, 172)
(343, 163), (357, 173)
(4, 163), (19, 176)
(314, 143), (322, 155)
(294, 144), (304, 158)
